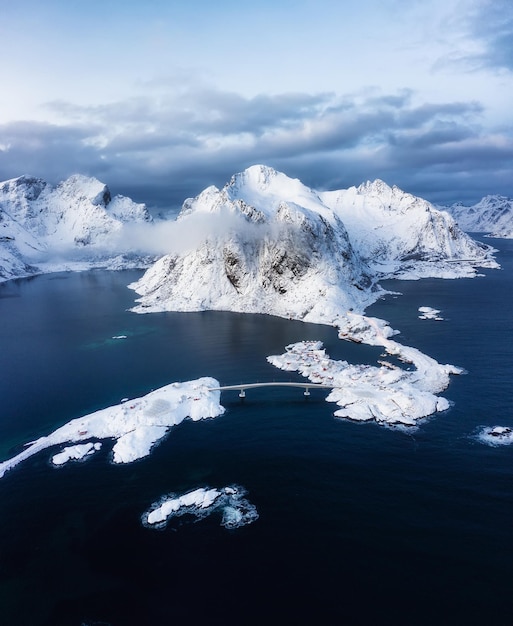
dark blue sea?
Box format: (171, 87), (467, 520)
(1, 238), (512, 626)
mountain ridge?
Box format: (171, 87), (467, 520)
(0, 166), (500, 295)
(129, 165), (497, 322)
(0, 173), (152, 280)
(443, 195), (513, 238)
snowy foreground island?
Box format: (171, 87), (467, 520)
(0, 310), (464, 482)
(142, 485), (259, 530)
(477, 426), (513, 446)
(0, 378), (223, 480)
(418, 306), (444, 321)
(268, 311), (462, 426)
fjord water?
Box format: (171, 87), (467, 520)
(1, 239), (512, 625)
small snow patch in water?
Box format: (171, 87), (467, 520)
(51, 442), (102, 466)
(142, 485), (258, 530)
(418, 306), (443, 320)
(477, 426), (513, 446)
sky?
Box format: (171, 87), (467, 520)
(0, 0), (512, 210)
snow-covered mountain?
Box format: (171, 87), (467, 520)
(130, 165), (496, 321)
(131, 166), (374, 321)
(0, 174), (152, 280)
(444, 195), (513, 238)
(320, 180), (492, 276)
(0, 201), (45, 280)
(0, 166), (498, 300)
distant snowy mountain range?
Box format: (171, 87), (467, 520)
(0, 166), (502, 323)
(0, 174), (152, 281)
(442, 195), (513, 238)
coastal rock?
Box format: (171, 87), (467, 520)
(142, 485), (259, 530)
(477, 426), (513, 446)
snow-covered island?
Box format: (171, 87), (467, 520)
(51, 442), (103, 466)
(418, 306), (444, 320)
(0, 378), (223, 480)
(268, 319), (462, 427)
(142, 485), (259, 530)
(477, 426), (513, 446)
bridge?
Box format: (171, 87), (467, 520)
(209, 381), (337, 398)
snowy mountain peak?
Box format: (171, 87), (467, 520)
(356, 179), (393, 196)
(55, 174), (112, 207)
(221, 165), (330, 221)
(473, 194), (513, 210)
(226, 164), (281, 191)
(224, 165), (312, 202)
(130, 166), (497, 321)
(444, 194), (513, 238)
(180, 165), (331, 225)
(0, 173), (153, 279)
(353, 179), (429, 213)
(0, 175), (48, 203)
(320, 179), (490, 270)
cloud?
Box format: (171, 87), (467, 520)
(434, 0), (513, 74)
(115, 210), (260, 256)
(0, 82), (511, 207)
(468, 0), (513, 72)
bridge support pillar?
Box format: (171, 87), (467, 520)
(239, 389), (246, 399)
(303, 388), (310, 397)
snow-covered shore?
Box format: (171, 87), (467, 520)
(51, 442), (103, 466)
(268, 312), (462, 427)
(0, 378), (223, 479)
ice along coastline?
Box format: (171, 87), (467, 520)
(0, 378), (224, 479)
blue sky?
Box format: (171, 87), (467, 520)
(0, 0), (512, 208)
